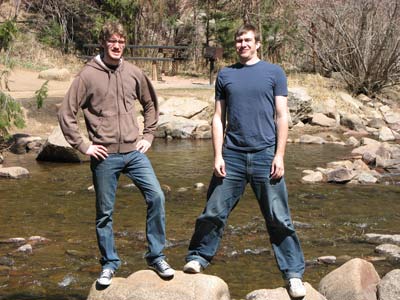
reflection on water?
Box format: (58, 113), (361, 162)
(0, 140), (399, 299)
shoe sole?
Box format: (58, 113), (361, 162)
(97, 279), (112, 286)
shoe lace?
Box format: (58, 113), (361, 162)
(289, 278), (303, 289)
(100, 269), (113, 278)
(157, 260), (171, 271)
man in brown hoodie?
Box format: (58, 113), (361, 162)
(58, 21), (174, 285)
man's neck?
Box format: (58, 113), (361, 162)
(239, 57), (260, 66)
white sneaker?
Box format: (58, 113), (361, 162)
(149, 259), (175, 278)
(183, 260), (203, 273)
(287, 278), (306, 298)
(97, 269), (114, 286)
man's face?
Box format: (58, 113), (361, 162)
(235, 30), (260, 63)
(102, 33), (126, 65)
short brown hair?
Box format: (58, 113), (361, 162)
(99, 21), (127, 44)
(234, 24), (260, 42)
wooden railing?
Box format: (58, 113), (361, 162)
(80, 44), (190, 81)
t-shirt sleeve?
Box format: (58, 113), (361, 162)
(215, 70), (226, 101)
(274, 66), (288, 97)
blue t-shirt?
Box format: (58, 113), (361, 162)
(215, 60), (287, 151)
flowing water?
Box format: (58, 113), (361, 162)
(1, 140), (399, 300)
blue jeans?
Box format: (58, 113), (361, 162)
(186, 146), (305, 280)
(90, 151), (166, 271)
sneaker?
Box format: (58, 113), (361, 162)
(287, 278), (306, 298)
(149, 259), (175, 278)
(97, 268), (114, 286)
(183, 260), (203, 273)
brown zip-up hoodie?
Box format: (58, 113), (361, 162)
(58, 55), (158, 154)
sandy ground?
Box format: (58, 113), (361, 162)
(7, 68), (211, 99)
(5, 68), (212, 138)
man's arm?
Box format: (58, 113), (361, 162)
(271, 95), (288, 179)
(212, 100), (226, 177)
(58, 77), (108, 160)
(136, 73), (158, 153)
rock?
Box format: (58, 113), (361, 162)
(326, 168), (354, 183)
(379, 126), (395, 141)
(377, 269), (400, 300)
(246, 283), (326, 300)
(375, 244), (400, 259)
(86, 270), (230, 300)
(311, 113), (337, 127)
(357, 172), (378, 184)
(365, 233), (400, 245)
(319, 258), (380, 300)
(345, 136), (359, 147)
(382, 110), (400, 125)
(38, 68), (71, 81)
(352, 159), (370, 172)
(194, 182), (205, 189)
(302, 171), (324, 183)
(338, 92), (363, 110)
(0, 167), (29, 179)
(16, 244), (33, 254)
(36, 125), (88, 162)
(352, 143), (381, 157)
(10, 134), (42, 154)
(0, 237), (26, 244)
(0, 256), (15, 266)
(356, 94), (372, 103)
(159, 97), (209, 118)
(326, 160), (353, 170)
(368, 118), (386, 129)
(317, 256), (336, 264)
(341, 113), (365, 131)
(155, 115), (209, 139)
(287, 87), (313, 124)
(299, 135), (326, 144)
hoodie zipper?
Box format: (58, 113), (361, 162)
(114, 70), (122, 153)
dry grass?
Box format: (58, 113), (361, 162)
(288, 72), (359, 114)
(10, 32), (84, 73)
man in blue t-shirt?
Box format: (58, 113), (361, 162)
(183, 24), (306, 298)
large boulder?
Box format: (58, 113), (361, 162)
(38, 68), (71, 81)
(246, 283), (326, 300)
(36, 125), (88, 162)
(377, 269), (400, 300)
(159, 97), (209, 119)
(288, 87), (313, 124)
(86, 270), (230, 300)
(318, 258), (380, 300)
(311, 113), (337, 127)
(155, 115), (210, 139)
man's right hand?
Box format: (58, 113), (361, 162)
(214, 156), (226, 177)
(85, 144), (108, 160)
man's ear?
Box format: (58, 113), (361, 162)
(256, 41), (261, 50)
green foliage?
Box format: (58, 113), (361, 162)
(35, 80), (49, 109)
(0, 20), (18, 52)
(0, 91), (25, 137)
(38, 20), (63, 48)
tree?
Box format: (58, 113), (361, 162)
(295, 0), (400, 95)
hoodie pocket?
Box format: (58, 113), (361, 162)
(92, 115), (119, 144)
(119, 111), (140, 143)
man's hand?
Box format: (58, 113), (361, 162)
(214, 156), (226, 177)
(270, 154), (285, 179)
(136, 139), (151, 153)
(86, 144), (108, 160)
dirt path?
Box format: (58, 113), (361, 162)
(6, 67), (211, 137)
